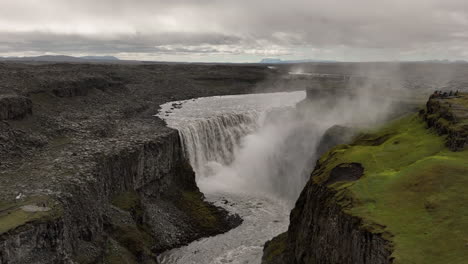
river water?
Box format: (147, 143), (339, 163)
(157, 91), (318, 264)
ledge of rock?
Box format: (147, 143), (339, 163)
(423, 93), (468, 151)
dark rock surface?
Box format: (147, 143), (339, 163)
(263, 164), (392, 264)
(324, 163), (364, 185)
(263, 167), (392, 264)
(315, 125), (356, 157)
(0, 62), (270, 263)
(282, 180), (392, 264)
(423, 93), (468, 151)
(0, 94), (32, 120)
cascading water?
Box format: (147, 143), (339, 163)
(156, 91), (327, 264)
(178, 112), (260, 177)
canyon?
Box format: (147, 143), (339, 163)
(0, 61), (467, 264)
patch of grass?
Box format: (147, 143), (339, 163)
(316, 114), (468, 263)
(176, 191), (218, 230)
(0, 196), (62, 234)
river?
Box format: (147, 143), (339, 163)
(157, 91), (321, 264)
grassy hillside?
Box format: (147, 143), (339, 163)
(316, 113), (468, 263)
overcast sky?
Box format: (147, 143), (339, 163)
(1, 0), (468, 62)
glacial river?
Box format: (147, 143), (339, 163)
(157, 91), (315, 264)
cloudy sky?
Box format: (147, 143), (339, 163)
(1, 0), (468, 62)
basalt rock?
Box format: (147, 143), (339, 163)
(262, 125), (391, 264)
(0, 129), (241, 264)
(423, 94), (468, 151)
(315, 125), (356, 157)
(263, 167), (392, 264)
(0, 95), (32, 120)
(48, 77), (125, 98)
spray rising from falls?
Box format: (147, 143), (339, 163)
(158, 91), (323, 203)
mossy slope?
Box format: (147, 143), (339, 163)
(0, 196), (62, 235)
(318, 114), (468, 263)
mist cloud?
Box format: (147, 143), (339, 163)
(1, 0), (468, 61)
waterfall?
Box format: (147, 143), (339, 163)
(178, 112), (260, 177)
(176, 106), (322, 202)
(157, 91), (313, 202)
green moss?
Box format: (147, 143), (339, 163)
(263, 232), (288, 264)
(316, 114), (468, 263)
(176, 191), (218, 230)
(111, 224), (154, 259)
(451, 93), (468, 108)
(48, 136), (72, 148)
(111, 191), (145, 224)
(0, 196), (62, 234)
(111, 191), (140, 212)
(108, 191), (157, 262)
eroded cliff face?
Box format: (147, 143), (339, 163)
(262, 126), (392, 264)
(0, 129), (240, 264)
(278, 180), (392, 264)
(0, 95), (32, 120)
(0, 63), (262, 264)
(423, 96), (467, 151)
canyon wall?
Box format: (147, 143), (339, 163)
(0, 63), (262, 264)
(262, 124), (392, 264)
(0, 129), (240, 264)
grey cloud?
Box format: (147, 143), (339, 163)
(1, 0), (468, 60)
(0, 31), (242, 54)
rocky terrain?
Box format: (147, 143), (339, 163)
(0, 62), (274, 263)
(1, 61), (468, 264)
(262, 93), (468, 264)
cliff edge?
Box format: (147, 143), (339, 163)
(0, 63), (269, 263)
(263, 93), (468, 264)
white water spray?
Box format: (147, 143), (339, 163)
(158, 91), (313, 202)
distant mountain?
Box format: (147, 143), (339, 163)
(421, 59), (468, 64)
(260, 58), (337, 64)
(79, 56), (119, 61)
(260, 58), (283, 64)
(0, 55), (120, 62)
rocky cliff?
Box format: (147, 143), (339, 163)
(263, 94), (468, 264)
(0, 94), (32, 120)
(0, 127), (241, 264)
(423, 95), (468, 151)
(0, 62), (270, 263)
